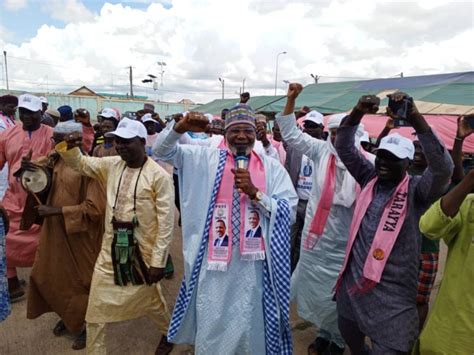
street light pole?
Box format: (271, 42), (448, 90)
(274, 51), (287, 95)
(219, 77), (225, 99)
(310, 73), (320, 84)
(3, 51), (9, 90)
(157, 61), (167, 86)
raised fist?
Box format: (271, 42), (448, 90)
(287, 83), (303, 100)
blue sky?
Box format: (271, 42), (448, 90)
(0, 1), (172, 45)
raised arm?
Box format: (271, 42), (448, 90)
(419, 170), (473, 244)
(153, 112), (210, 168)
(275, 83), (326, 161)
(375, 118), (395, 147)
(413, 122), (454, 204)
(335, 95), (380, 186)
(450, 116), (473, 183)
(55, 140), (111, 183)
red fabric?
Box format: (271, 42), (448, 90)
(0, 124), (54, 269)
(319, 114), (474, 153)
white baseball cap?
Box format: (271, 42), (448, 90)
(39, 96), (48, 104)
(376, 133), (414, 160)
(303, 110), (324, 125)
(142, 113), (158, 124)
(18, 94), (42, 112)
(105, 117), (147, 140)
(100, 107), (119, 121)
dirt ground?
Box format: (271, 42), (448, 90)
(0, 215), (447, 355)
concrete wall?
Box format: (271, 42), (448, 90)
(0, 90), (196, 120)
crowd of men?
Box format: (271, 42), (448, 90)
(0, 84), (472, 355)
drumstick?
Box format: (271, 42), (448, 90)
(29, 190), (42, 205)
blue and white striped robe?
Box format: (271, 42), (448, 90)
(154, 129), (297, 354)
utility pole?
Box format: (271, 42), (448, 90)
(3, 51), (9, 90)
(310, 73), (320, 84)
(219, 77), (225, 99)
(129, 66), (134, 98)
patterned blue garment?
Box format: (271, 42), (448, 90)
(0, 218), (10, 322)
(167, 150), (294, 354)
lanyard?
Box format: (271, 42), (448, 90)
(112, 159), (146, 220)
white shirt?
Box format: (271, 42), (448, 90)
(296, 155), (313, 201)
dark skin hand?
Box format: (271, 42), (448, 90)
(256, 121), (270, 147)
(231, 168), (258, 199)
(344, 92), (429, 135)
(174, 112), (210, 134)
(21, 150), (38, 172)
(36, 205), (62, 217)
(148, 267), (166, 284)
(74, 108), (92, 127)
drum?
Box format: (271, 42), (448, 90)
(20, 166), (51, 194)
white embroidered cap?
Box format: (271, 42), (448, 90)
(142, 113), (158, 124)
(105, 117), (147, 140)
(100, 107), (119, 121)
(377, 133), (414, 160)
(18, 94), (42, 112)
(303, 110), (324, 125)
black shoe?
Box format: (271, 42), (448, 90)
(155, 335), (173, 355)
(308, 337), (330, 355)
(8, 277), (25, 301)
(72, 329), (86, 350)
(328, 342), (345, 355)
(53, 320), (68, 336)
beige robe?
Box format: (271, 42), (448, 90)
(56, 144), (174, 323)
(27, 155), (106, 332)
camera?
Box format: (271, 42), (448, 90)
(387, 93), (413, 121)
(465, 114), (474, 129)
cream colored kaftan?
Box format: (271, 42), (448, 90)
(56, 143), (174, 323)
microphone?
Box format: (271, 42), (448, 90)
(234, 148), (249, 170)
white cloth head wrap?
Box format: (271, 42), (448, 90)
(54, 121), (83, 134)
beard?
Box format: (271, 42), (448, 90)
(227, 139), (254, 156)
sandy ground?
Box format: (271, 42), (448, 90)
(0, 213), (447, 355)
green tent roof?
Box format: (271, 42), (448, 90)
(197, 72), (474, 115)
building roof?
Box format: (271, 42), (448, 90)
(68, 86), (104, 97)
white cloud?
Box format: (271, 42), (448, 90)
(3, 0), (28, 11)
(40, 0), (95, 23)
(2, 0), (473, 103)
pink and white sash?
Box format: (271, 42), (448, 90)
(207, 150), (267, 271)
(271, 138), (286, 165)
(303, 154), (336, 250)
(335, 174), (410, 293)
